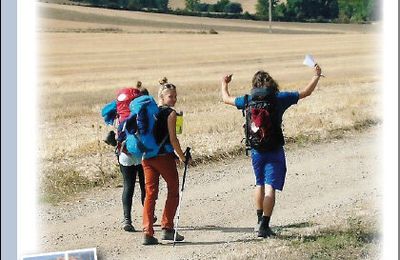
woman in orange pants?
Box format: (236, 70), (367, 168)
(142, 78), (188, 245)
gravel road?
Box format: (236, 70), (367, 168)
(37, 127), (382, 259)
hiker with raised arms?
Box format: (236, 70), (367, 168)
(139, 77), (190, 245)
(221, 64), (322, 238)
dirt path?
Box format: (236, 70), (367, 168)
(38, 127), (382, 259)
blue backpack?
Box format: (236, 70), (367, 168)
(101, 100), (117, 125)
(124, 95), (173, 159)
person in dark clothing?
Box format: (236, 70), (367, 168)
(112, 84), (157, 232)
(118, 154), (146, 232)
(118, 150), (158, 232)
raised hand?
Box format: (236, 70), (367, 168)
(314, 64), (322, 77)
(223, 74), (233, 84)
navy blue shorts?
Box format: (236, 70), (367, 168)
(251, 147), (287, 191)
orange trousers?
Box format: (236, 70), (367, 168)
(142, 153), (179, 236)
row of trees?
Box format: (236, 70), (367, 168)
(337, 0), (381, 23)
(256, 0), (381, 23)
(185, 0), (243, 14)
(83, 0), (169, 11)
(82, 0), (243, 13)
(77, 0), (380, 23)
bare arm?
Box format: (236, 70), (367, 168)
(221, 74), (236, 106)
(167, 111), (186, 162)
(299, 64), (322, 99)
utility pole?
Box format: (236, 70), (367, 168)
(269, 0), (272, 33)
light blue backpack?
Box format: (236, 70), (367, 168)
(124, 95), (173, 159)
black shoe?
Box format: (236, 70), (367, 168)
(122, 219), (135, 232)
(153, 215), (158, 224)
(258, 226), (276, 238)
(161, 229), (184, 241)
(143, 235), (159, 245)
(123, 223), (135, 232)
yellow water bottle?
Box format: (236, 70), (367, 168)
(176, 111), (183, 134)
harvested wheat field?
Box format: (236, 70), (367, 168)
(36, 2), (383, 259)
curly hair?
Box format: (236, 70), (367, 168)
(251, 70), (279, 94)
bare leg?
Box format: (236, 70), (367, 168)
(254, 185), (265, 231)
(263, 184), (275, 217)
(255, 185), (265, 210)
(257, 184), (276, 237)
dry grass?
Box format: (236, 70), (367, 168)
(282, 217), (380, 260)
(216, 199), (381, 260)
(37, 3), (382, 200)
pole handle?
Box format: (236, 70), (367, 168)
(184, 147), (191, 163)
(181, 147), (191, 192)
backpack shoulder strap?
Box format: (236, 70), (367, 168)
(243, 94), (251, 156)
(155, 106), (174, 151)
(158, 106), (173, 118)
(242, 94), (249, 117)
(158, 134), (169, 150)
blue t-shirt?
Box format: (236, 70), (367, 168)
(235, 91), (300, 126)
(236, 91), (299, 188)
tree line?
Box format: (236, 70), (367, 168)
(80, 0), (169, 11)
(257, 0), (381, 23)
(184, 0), (243, 14)
(73, 0), (381, 23)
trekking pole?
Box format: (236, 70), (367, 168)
(173, 147), (191, 246)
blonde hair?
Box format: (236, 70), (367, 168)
(159, 77), (168, 85)
(157, 77), (177, 99)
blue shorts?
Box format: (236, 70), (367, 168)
(251, 147), (287, 191)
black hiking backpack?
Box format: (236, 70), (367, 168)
(242, 88), (284, 154)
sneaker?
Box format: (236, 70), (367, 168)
(161, 229), (184, 241)
(257, 226), (276, 238)
(123, 223), (135, 232)
(142, 235), (159, 245)
(122, 219), (135, 232)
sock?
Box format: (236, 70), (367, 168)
(257, 209), (263, 222)
(261, 216), (271, 228)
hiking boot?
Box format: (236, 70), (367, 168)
(257, 226), (276, 238)
(142, 235), (159, 245)
(161, 229), (184, 241)
(122, 219), (135, 232)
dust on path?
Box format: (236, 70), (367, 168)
(38, 127), (382, 259)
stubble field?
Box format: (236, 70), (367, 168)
(32, 3), (384, 259)
(37, 3), (381, 200)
